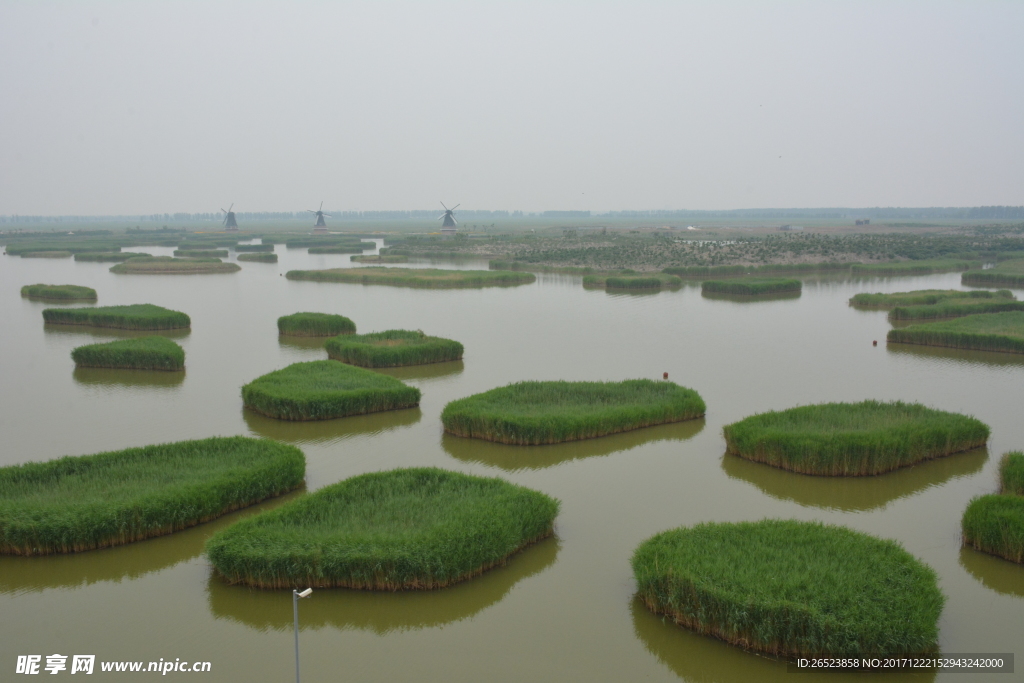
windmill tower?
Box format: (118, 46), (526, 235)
(221, 204), (239, 232)
(438, 202), (459, 236)
(308, 202), (331, 234)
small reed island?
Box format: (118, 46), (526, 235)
(962, 259), (1024, 288)
(21, 250), (72, 258)
(286, 266), (536, 288)
(888, 311), (1024, 354)
(74, 252), (136, 262)
(204, 467), (559, 590)
(962, 451), (1024, 563)
(237, 253), (277, 263)
(723, 400), (989, 476)
(43, 304), (190, 331)
(21, 284), (97, 301)
(110, 256), (241, 274)
(325, 329), (463, 367)
(441, 379), (706, 445)
(277, 312), (356, 337)
(582, 273), (682, 290)
(850, 289), (1012, 308)
(702, 278), (802, 296)
(0, 436), (304, 555)
(351, 254), (409, 263)
(242, 360), (421, 420)
(233, 244), (275, 252)
(71, 336), (185, 371)
(851, 289), (1022, 321)
(632, 520), (944, 657)
(174, 249), (229, 258)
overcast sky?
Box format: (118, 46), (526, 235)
(1, 1), (1022, 215)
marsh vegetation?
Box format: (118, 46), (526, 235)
(42, 304), (190, 330)
(325, 330), (463, 367)
(71, 336), (185, 371)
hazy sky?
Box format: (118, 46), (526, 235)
(1, 1), (1022, 215)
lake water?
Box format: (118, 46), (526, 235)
(1, 242), (1022, 682)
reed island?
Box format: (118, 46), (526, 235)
(110, 256), (241, 274)
(962, 452), (1024, 564)
(71, 336), (185, 371)
(325, 330), (463, 367)
(21, 284), (97, 301)
(286, 266), (535, 288)
(277, 312), (356, 337)
(701, 278), (802, 296)
(43, 304), (191, 330)
(887, 311), (1024, 354)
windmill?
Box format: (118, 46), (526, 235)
(221, 204), (238, 232)
(438, 202), (459, 236)
(308, 202), (331, 234)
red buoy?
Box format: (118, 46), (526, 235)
(663, 372), (669, 379)
(873, 340), (877, 346)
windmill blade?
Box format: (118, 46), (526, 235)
(452, 217), (458, 224)
(440, 201), (449, 211)
(308, 209), (316, 213)
(437, 214), (446, 220)
(221, 208), (228, 213)
(323, 214), (332, 218)
(451, 204), (460, 211)
(319, 201), (323, 211)
(228, 203), (234, 212)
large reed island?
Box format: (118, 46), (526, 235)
(962, 452), (1024, 563)
(887, 311), (1024, 354)
(205, 467), (559, 589)
(277, 312), (356, 337)
(350, 254), (409, 263)
(325, 330), (463, 367)
(632, 520), (944, 657)
(889, 297), (1024, 321)
(21, 284), (97, 301)
(442, 380), (706, 445)
(237, 252), (278, 263)
(286, 266), (535, 288)
(308, 245), (365, 254)
(71, 336), (185, 371)
(110, 256), (240, 274)
(850, 289), (1010, 308)
(233, 244), (275, 252)
(723, 401), (989, 476)
(74, 252), (137, 262)
(21, 250), (72, 258)
(702, 278), (802, 296)
(43, 304), (190, 331)
(582, 274), (682, 289)
(0, 436), (304, 555)
(962, 259), (1024, 288)
(242, 360), (420, 420)
(174, 249), (229, 258)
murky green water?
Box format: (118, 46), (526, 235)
(1, 243), (1022, 681)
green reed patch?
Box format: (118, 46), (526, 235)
(963, 259), (1024, 288)
(110, 256), (241, 274)
(233, 244), (275, 252)
(71, 336), (185, 371)
(177, 240), (238, 249)
(887, 311), (1024, 355)
(723, 400), (989, 476)
(889, 298), (1024, 321)
(664, 262), (847, 278)
(205, 467), (558, 590)
(1002, 452), (1024, 496)
(5, 241), (121, 256)
(74, 252), (137, 262)
(0, 436), (304, 555)
(632, 520), (944, 657)
(441, 379), (705, 445)
(21, 251), (72, 258)
(237, 253), (278, 263)
(962, 495), (1024, 564)
(21, 284), (97, 301)
(851, 259), (980, 276)
(325, 330), (463, 368)
(277, 312), (356, 337)
(583, 274), (681, 289)
(286, 267), (536, 288)
(174, 249), (229, 258)
(43, 304), (190, 330)
(702, 278), (801, 296)
(351, 254), (408, 263)
(285, 237), (365, 248)
(308, 245), (366, 254)
(242, 360), (420, 421)
(850, 289), (1011, 308)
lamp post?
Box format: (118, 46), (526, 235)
(293, 588), (313, 683)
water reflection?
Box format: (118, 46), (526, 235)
(0, 491), (302, 595)
(721, 448), (987, 512)
(887, 343), (1024, 368)
(277, 335), (328, 351)
(243, 407), (421, 445)
(373, 360), (465, 382)
(43, 323), (191, 340)
(631, 599), (936, 683)
(72, 366), (185, 388)
(443, 419), (705, 471)
(700, 291), (802, 303)
(959, 546), (1024, 599)
(207, 536), (559, 634)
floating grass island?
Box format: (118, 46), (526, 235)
(962, 453), (1024, 564)
(242, 360), (421, 420)
(850, 289), (1011, 308)
(723, 400), (989, 475)
(237, 252), (277, 263)
(110, 256), (241, 274)
(22, 250), (72, 258)
(325, 330), (463, 367)
(174, 249), (229, 258)
(887, 311), (1024, 354)
(308, 245), (365, 254)
(233, 243), (275, 253)
(889, 297), (1024, 321)
(632, 520), (944, 657)
(0, 436), (304, 555)
(962, 259), (1024, 288)
(277, 312), (356, 337)
(701, 278), (802, 296)
(582, 273), (681, 289)
(351, 254), (409, 263)
(71, 336), (185, 371)
(74, 252), (137, 262)
(1002, 450), (1024, 496)
(42, 304), (190, 331)
(21, 284), (97, 301)
(286, 266), (536, 288)
(205, 467), (559, 589)
(441, 379), (706, 445)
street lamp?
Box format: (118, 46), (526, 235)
(293, 588), (313, 683)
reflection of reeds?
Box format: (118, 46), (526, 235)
(959, 546), (1024, 598)
(886, 341), (1024, 367)
(73, 366), (187, 388)
(45, 323), (191, 340)
(962, 452), (1024, 564)
(243, 405), (421, 444)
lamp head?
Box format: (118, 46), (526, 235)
(296, 588), (313, 598)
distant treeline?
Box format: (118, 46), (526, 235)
(604, 206), (1024, 220)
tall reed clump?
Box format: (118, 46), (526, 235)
(582, 274), (681, 289)
(632, 520), (944, 657)
(350, 254), (408, 263)
(0, 436), (305, 555)
(205, 467), (559, 589)
(22, 251), (72, 258)
(71, 336), (185, 371)
(325, 330), (463, 367)
(174, 249), (229, 258)
(277, 312), (356, 337)
(43, 304), (190, 330)
(887, 311), (1024, 354)
(851, 259), (980, 276)
(702, 278), (801, 295)
(850, 289), (1011, 308)
(242, 360), (420, 420)
(74, 252), (137, 262)
(233, 244), (275, 252)
(285, 237), (365, 248)
(962, 259), (1024, 287)
(287, 267), (536, 288)
(237, 252), (278, 263)
(962, 452), (1024, 563)
(110, 256), (240, 274)
(21, 284), (97, 301)
(308, 245), (366, 254)
(723, 400), (989, 476)
(442, 379), (706, 445)
(889, 298), (1024, 321)
(5, 241), (121, 256)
